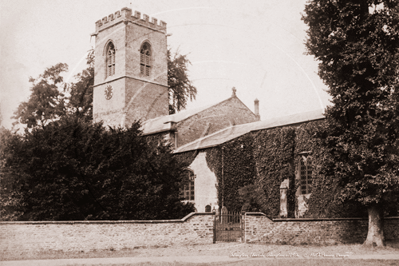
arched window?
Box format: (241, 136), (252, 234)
(140, 42), (151, 76)
(299, 155), (313, 194)
(179, 170), (195, 201)
(205, 205), (211, 212)
(106, 42), (115, 78)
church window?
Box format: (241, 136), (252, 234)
(180, 170), (195, 201)
(140, 42), (151, 76)
(106, 42), (115, 78)
(299, 155), (313, 194)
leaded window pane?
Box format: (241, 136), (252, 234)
(180, 171), (195, 201)
(299, 156), (313, 194)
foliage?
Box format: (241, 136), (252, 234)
(167, 49), (197, 114)
(12, 63), (68, 128)
(252, 127), (296, 218)
(205, 134), (256, 213)
(7, 44), (198, 220)
(303, 1), (399, 209)
(0, 106), (3, 126)
(64, 50), (94, 122)
(12, 50), (94, 129)
(13, 48), (196, 128)
(296, 121), (367, 218)
(0, 118), (194, 221)
(204, 126), (297, 217)
(173, 150), (198, 168)
(303, 0), (399, 245)
(238, 184), (262, 212)
(0, 127), (25, 220)
(201, 118), (378, 218)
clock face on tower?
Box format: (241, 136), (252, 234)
(104, 85), (113, 100)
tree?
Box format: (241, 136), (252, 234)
(12, 50), (94, 129)
(0, 104), (3, 126)
(168, 49), (197, 114)
(1, 117), (194, 220)
(64, 50), (94, 122)
(13, 49), (196, 128)
(0, 127), (25, 221)
(12, 63), (68, 129)
(302, 0), (399, 246)
(6, 46), (197, 220)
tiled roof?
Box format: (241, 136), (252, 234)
(141, 103), (215, 135)
(174, 109), (325, 154)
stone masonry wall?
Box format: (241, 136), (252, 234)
(176, 96), (258, 148)
(3, 212), (398, 253)
(244, 213), (399, 245)
(93, 7), (168, 128)
(0, 213), (213, 253)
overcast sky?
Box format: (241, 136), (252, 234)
(0, 0), (331, 129)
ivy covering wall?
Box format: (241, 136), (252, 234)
(205, 134), (256, 213)
(296, 122), (367, 218)
(174, 150), (198, 169)
(252, 127), (296, 218)
(176, 119), (397, 218)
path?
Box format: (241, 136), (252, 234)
(2, 253), (399, 266)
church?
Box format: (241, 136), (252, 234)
(92, 7), (325, 217)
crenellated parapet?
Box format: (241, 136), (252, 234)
(95, 7), (167, 34)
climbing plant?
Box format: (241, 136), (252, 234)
(206, 133), (256, 212)
(252, 127), (296, 218)
(190, 119), (396, 218)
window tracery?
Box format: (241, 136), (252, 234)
(140, 42), (151, 76)
(106, 42), (115, 78)
(299, 155), (313, 194)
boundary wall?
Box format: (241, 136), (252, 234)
(244, 212), (399, 245)
(0, 213), (213, 253)
(1, 212), (399, 254)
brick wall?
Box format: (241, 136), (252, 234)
(243, 212), (399, 245)
(0, 213), (213, 253)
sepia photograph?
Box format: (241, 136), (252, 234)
(1, 0), (399, 265)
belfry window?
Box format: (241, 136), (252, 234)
(106, 43), (115, 78)
(140, 42), (151, 76)
(180, 170), (195, 201)
(300, 155), (313, 194)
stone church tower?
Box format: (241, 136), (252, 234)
(92, 8), (169, 128)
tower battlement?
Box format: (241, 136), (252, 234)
(95, 7), (167, 33)
(93, 7), (169, 128)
